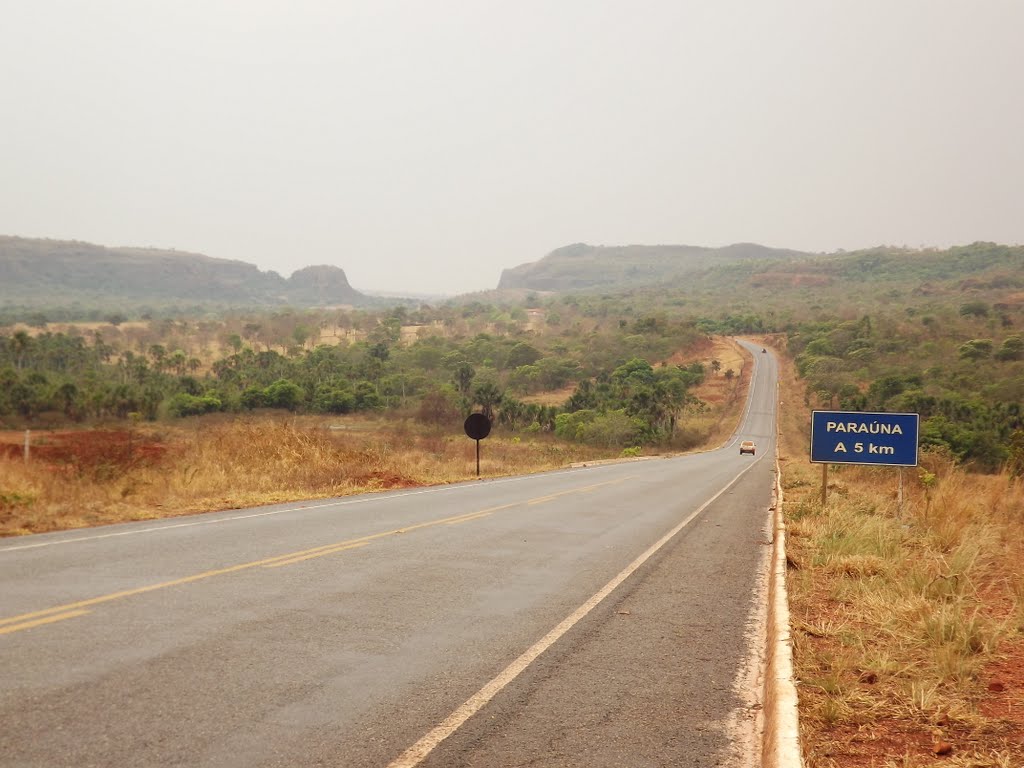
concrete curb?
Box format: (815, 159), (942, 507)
(762, 455), (803, 767)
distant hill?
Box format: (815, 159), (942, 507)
(0, 236), (371, 308)
(496, 242), (814, 291)
(676, 242), (1024, 299)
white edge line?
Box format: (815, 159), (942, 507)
(0, 465), (636, 554)
(386, 455), (765, 768)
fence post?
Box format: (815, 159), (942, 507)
(23, 429), (30, 463)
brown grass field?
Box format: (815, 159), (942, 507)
(764, 333), (1024, 767)
(0, 418), (605, 536)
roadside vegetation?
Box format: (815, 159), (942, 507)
(775, 342), (1024, 766)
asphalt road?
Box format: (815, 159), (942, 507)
(0, 341), (778, 768)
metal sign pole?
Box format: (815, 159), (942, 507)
(898, 467), (904, 514)
(464, 412), (491, 478)
(820, 463), (828, 508)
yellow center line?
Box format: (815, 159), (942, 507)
(0, 505), (518, 629)
(263, 541), (369, 568)
(446, 512), (493, 526)
(527, 476), (629, 505)
(0, 609), (91, 635)
(0, 475), (636, 634)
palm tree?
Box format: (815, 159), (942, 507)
(453, 362), (475, 396)
(473, 380), (503, 422)
(170, 350), (187, 376)
(11, 330), (30, 372)
(148, 344), (168, 373)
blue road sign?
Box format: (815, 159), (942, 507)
(810, 411), (919, 466)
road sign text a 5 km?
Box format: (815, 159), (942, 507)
(810, 411), (920, 467)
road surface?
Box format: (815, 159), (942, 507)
(0, 341), (778, 767)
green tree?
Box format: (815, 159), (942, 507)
(168, 393), (222, 417)
(453, 361), (475, 395)
(240, 386), (267, 409)
(995, 335), (1024, 361)
(578, 410), (644, 448)
(314, 386), (355, 414)
(148, 344), (168, 372)
(473, 380), (504, 422)
(555, 409), (596, 442)
(169, 350), (187, 376)
(10, 331), (31, 372)
(536, 357), (577, 389)
(292, 325), (312, 349)
(497, 395), (529, 430)
(54, 382), (80, 419)
(506, 342), (542, 369)
(509, 364), (541, 394)
(353, 381), (383, 410)
(263, 379), (304, 410)
(959, 300), (990, 318)
(613, 357), (655, 384)
(958, 339), (993, 360)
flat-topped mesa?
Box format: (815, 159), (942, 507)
(496, 242), (811, 292)
(0, 236), (371, 307)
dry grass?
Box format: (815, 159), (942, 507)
(8, 321), (150, 335)
(692, 336), (750, 447)
(0, 415), (609, 537)
(520, 384), (577, 406)
(769, 335), (1024, 767)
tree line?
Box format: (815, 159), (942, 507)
(0, 308), (710, 451)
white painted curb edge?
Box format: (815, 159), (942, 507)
(763, 454), (803, 767)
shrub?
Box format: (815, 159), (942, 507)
(263, 379), (304, 411)
(167, 393), (222, 417)
(958, 339), (993, 360)
(314, 386), (356, 414)
(995, 335), (1024, 361)
(959, 300), (990, 318)
(352, 381), (383, 411)
(554, 409), (595, 442)
(240, 386), (266, 410)
(555, 409), (644, 448)
(579, 410), (645, 448)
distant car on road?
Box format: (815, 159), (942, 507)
(739, 440), (756, 456)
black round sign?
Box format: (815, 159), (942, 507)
(464, 413), (491, 440)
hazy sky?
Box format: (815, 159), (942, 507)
(4, 2), (1023, 296)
